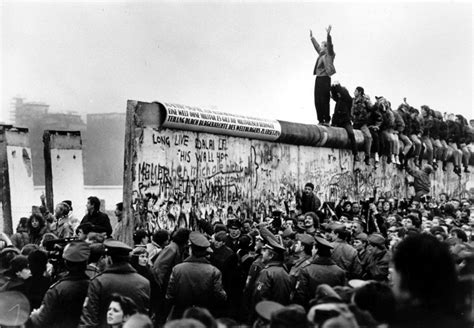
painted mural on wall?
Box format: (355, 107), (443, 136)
(131, 127), (474, 232)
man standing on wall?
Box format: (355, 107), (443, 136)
(310, 25), (336, 125)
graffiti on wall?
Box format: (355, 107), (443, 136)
(130, 127), (474, 232)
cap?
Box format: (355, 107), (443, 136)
(189, 231), (211, 248)
(270, 305), (307, 328)
(354, 233), (368, 242)
(255, 301), (284, 321)
(260, 227), (286, 252)
(63, 241), (91, 262)
(296, 233), (315, 246)
(314, 236), (333, 249)
(0, 291), (30, 326)
(104, 240), (132, 256)
(227, 219), (242, 230)
(348, 279), (370, 289)
(368, 233), (385, 246)
(313, 284), (342, 305)
(131, 246), (147, 256)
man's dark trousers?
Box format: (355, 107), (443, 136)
(314, 76), (331, 124)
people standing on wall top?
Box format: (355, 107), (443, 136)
(310, 25), (336, 125)
(80, 196), (113, 237)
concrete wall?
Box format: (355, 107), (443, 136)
(0, 126), (36, 234)
(43, 130), (84, 213)
(123, 100), (473, 244)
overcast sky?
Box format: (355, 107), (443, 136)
(1, 1), (472, 125)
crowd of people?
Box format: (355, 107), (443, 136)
(0, 186), (473, 327)
(311, 25), (473, 173)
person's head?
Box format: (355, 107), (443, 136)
(270, 304), (308, 328)
(354, 86), (365, 97)
(352, 282), (395, 323)
(183, 307), (217, 328)
(228, 226), (241, 241)
(296, 215), (306, 231)
(10, 255), (31, 280)
(152, 229), (170, 247)
(17, 217), (28, 231)
(294, 234), (315, 256)
(351, 220), (365, 235)
(89, 243), (105, 265)
(320, 41), (327, 52)
(115, 202), (123, 221)
(450, 227), (468, 243)
(28, 213), (45, 231)
(133, 229), (149, 246)
(63, 241), (91, 273)
(392, 234), (458, 313)
(351, 202), (361, 214)
(76, 223), (93, 240)
(315, 237), (333, 257)
(123, 314), (153, 328)
(107, 294), (138, 327)
(104, 240), (132, 265)
(131, 247), (148, 268)
(353, 233), (368, 251)
(213, 231), (228, 249)
(27, 249), (48, 276)
(382, 201), (391, 212)
(54, 202), (70, 219)
(304, 182), (314, 195)
(439, 193), (448, 203)
(20, 244), (39, 256)
(86, 196), (100, 213)
(304, 212), (319, 229)
(334, 228), (350, 242)
(342, 201), (352, 213)
(164, 319), (206, 328)
(172, 228), (190, 247)
(242, 220), (253, 233)
(262, 247), (282, 263)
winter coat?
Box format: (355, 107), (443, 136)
(79, 262), (150, 328)
(352, 95), (372, 128)
(331, 241), (363, 279)
(27, 272), (89, 328)
(393, 110), (406, 133)
(81, 211), (112, 237)
(330, 85), (353, 127)
(293, 256), (346, 308)
(166, 255), (227, 319)
(252, 261), (293, 307)
(11, 229), (30, 250)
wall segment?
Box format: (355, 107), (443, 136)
(0, 125), (36, 234)
(122, 101), (474, 245)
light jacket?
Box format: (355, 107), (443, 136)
(312, 33), (336, 76)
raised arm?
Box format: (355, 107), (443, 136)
(326, 25), (335, 56)
(310, 29), (321, 54)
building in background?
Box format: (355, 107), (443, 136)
(11, 98), (125, 210)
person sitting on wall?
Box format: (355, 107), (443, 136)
(352, 86), (374, 165)
(80, 196), (112, 237)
